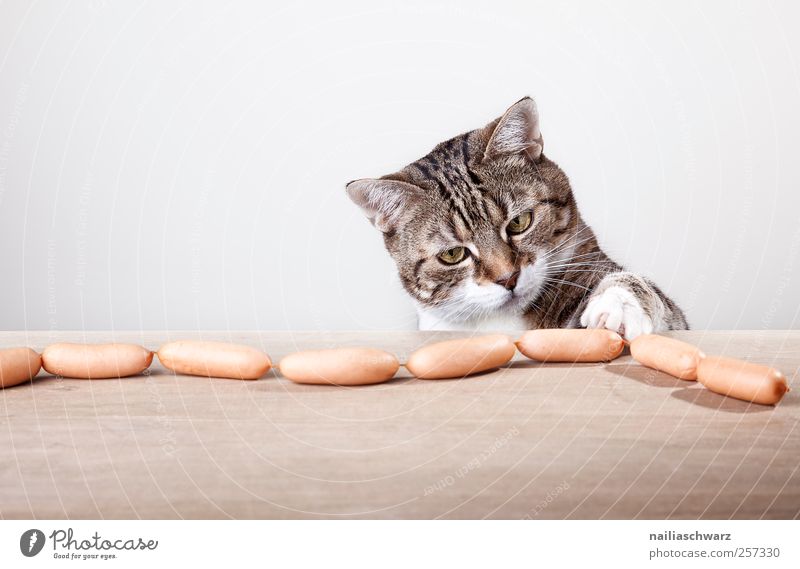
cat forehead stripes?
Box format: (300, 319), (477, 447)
(400, 133), (498, 232)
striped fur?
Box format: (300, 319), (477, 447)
(346, 97), (688, 339)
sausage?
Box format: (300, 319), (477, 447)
(630, 334), (705, 380)
(516, 328), (624, 362)
(157, 340), (271, 380)
(405, 334), (516, 379)
(279, 347), (399, 385)
(42, 343), (153, 379)
(0, 347), (42, 388)
(697, 356), (790, 405)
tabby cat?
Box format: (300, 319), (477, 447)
(346, 97), (687, 340)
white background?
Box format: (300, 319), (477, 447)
(1, 0), (799, 332)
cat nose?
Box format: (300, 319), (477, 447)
(495, 270), (521, 291)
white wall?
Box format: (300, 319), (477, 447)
(1, 0), (798, 331)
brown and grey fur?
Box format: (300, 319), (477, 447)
(346, 97), (687, 339)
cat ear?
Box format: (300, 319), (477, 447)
(346, 178), (422, 232)
(483, 96), (543, 162)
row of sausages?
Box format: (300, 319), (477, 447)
(0, 329), (790, 405)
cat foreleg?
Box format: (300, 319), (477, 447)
(579, 272), (688, 340)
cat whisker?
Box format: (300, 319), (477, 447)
(541, 225), (594, 256)
(451, 301), (485, 323)
(550, 269), (611, 275)
(539, 233), (597, 266)
(545, 261), (610, 270)
(547, 250), (606, 264)
(540, 277), (593, 293)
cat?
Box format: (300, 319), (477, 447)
(346, 97), (688, 340)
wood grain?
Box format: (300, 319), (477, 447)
(0, 330), (798, 519)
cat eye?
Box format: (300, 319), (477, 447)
(438, 246), (468, 265)
(506, 211), (533, 235)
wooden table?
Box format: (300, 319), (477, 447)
(1, 330), (798, 519)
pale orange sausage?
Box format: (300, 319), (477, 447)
(157, 340), (271, 380)
(630, 334), (705, 380)
(0, 347), (42, 388)
(42, 343), (152, 379)
(516, 328), (624, 362)
(697, 356), (790, 405)
(279, 348), (399, 385)
(405, 334), (516, 379)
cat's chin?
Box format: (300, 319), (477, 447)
(416, 306), (528, 332)
(415, 296), (532, 332)
(499, 291), (534, 312)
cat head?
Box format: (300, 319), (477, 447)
(346, 97), (582, 322)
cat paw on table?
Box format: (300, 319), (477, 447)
(579, 285), (654, 341)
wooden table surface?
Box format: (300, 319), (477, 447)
(1, 330), (798, 520)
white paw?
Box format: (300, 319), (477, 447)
(579, 286), (653, 341)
